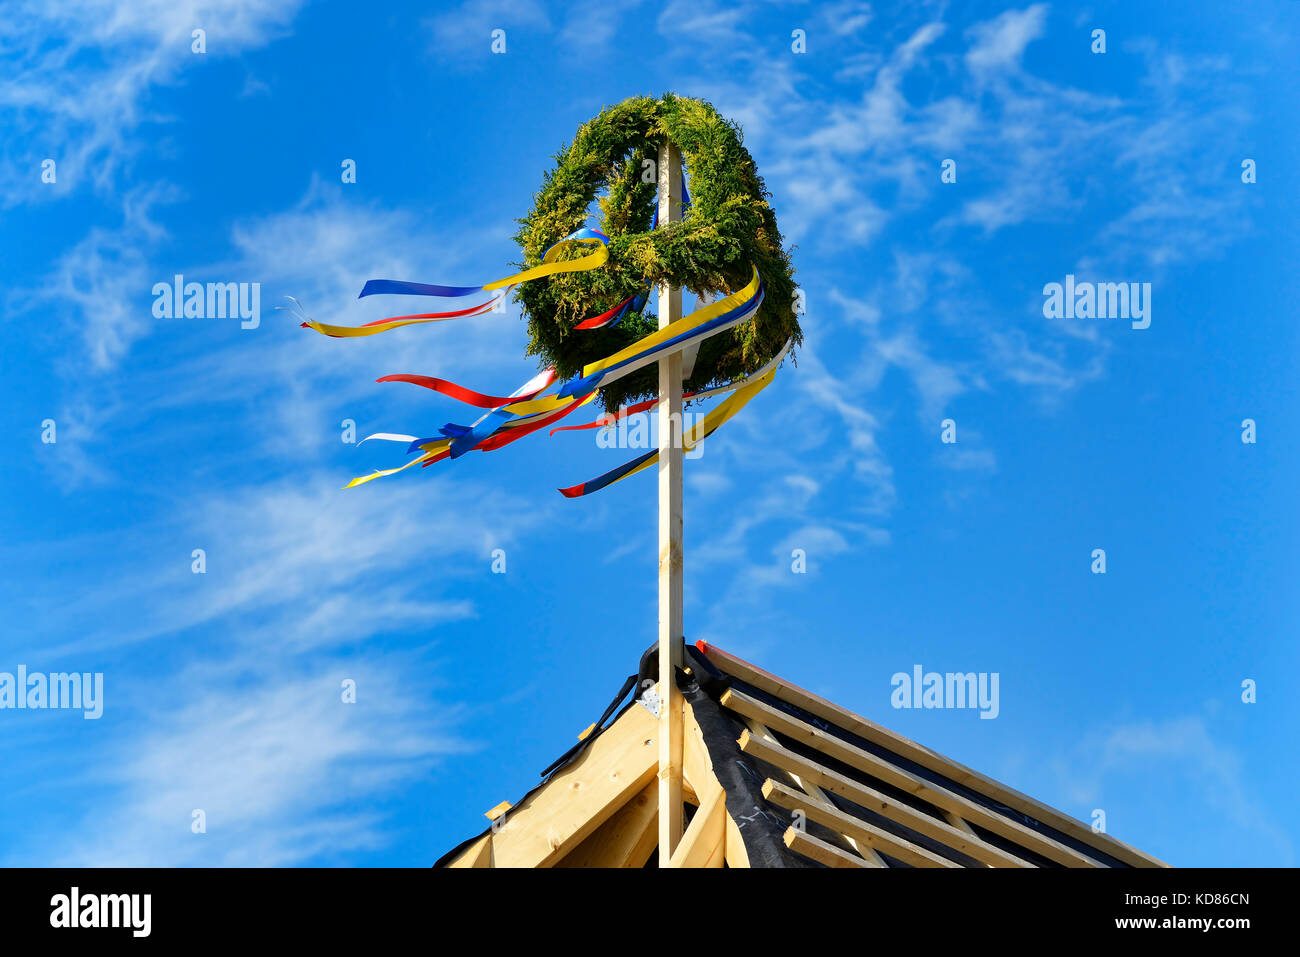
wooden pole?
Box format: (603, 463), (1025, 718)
(656, 139), (685, 866)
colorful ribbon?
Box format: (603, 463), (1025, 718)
(313, 200), (786, 496)
(349, 336), (788, 496)
(574, 291), (638, 330)
(549, 338), (791, 436)
(341, 291), (781, 493)
(557, 267), (763, 399)
(301, 230), (610, 338)
(375, 370), (558, 409)
(558, 352), (782, 498)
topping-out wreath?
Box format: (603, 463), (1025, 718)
(514, 93), (800, 411)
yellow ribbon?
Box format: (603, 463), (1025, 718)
(500, 389), (598, 425)
(343, 440), (450, 489)
(598, 363), (778, 490)
(482, 237), (609, 291)
(579, 266), (760, 379)
(305, 314), (474, 338)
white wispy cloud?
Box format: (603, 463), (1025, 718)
(964, 3), (1048, 75)
(558, 0), (645, 51)
(428, 0), (655, 62)
(655, 0), (748, 44)
(32, 470), (541, 661)
(1055, 714), (1294, 866)
(37, 183), (178, 370)
(426, 0), (550, 61)
(7, 468), (538, 865)
(0, 0), (303, 203)
(35, 661), (472, 866)
(818, 0), (875, 38)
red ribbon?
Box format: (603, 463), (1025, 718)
(377, 372), (556, 408)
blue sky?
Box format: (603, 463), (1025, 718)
(1, 0), (1296, 867)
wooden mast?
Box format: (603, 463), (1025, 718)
(656, 139), (685, 866)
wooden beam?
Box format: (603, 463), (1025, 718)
(724, 812), (750, 868)
(701, 642), (1167, 867)
(668, 783), (726, 868)
(488, 701), (659, 868)
(743, 718), (882, 866)
(943, 812), (990, 867)
(704, 826), (726, 868)
(725, 688), (1102, 868)
(738, 729), (1037, 868)
(764, 780), (960, 869)
(657, 137), (686, 868)
(446, 834), (492, 868)
(945, 810), (978, 836)
(556, 780), (659, 868)
(682, 701), (720, 799)
(783, 828), (872, 868)
(682, 701), (748, 867)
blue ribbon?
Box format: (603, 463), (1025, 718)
(358, 279), (486, 299)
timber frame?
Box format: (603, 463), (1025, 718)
(436, 642), (1168, 869)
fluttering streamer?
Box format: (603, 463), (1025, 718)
(299, 229), (610, 338)
(302, 228), (789, 496)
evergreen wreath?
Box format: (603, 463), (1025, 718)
(514, 93), (800, 411)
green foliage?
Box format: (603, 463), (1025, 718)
(514, 94), (800, 410)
